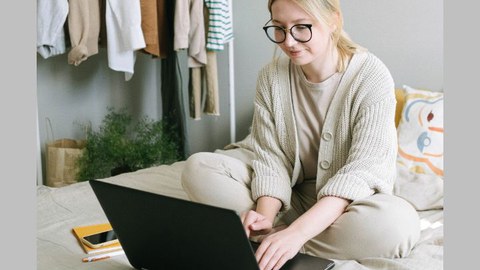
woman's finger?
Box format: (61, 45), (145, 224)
(262, 248), (284, 270)
(272, 254), (289, 270)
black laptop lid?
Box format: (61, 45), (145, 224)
(90, 180), (259, 270)
(90, 180), (335, 270)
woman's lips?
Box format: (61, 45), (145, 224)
(288, 50), (302, 58)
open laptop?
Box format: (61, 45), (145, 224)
(89, 180), (335, 270)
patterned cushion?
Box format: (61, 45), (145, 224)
(396, 85), (444, 177)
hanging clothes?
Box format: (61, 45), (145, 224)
(37, 0), (69, 59)
(193, 0), (235, 118)
(67, 0), (101, 66)
(140, 0), (160, 57)
(162, 0), (187, 158)
(174, 0), (207, 67)
(187, 50), (220, 119)
(204, 0), (233, 51)
(139, 0), (169, 58)
(174, 0), (209, 120)
(105, 0), (146, 81)
(98, 0), (107, 48)
(157, 0), (170, 59)
(203, 50), (220, 115)
(175, 0), (233, 119)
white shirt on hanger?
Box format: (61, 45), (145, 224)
(105, 0), (146, 81)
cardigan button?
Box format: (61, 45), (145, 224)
(320, 160), (331, 169)
(322, 132), (333, 141)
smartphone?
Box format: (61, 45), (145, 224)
(81, 229), (119, 249)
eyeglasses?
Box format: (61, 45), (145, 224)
(262, 20), (313, 44)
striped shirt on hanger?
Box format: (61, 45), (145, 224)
(204, 0), (233, 51)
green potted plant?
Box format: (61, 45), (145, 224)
(76, 107), (181, 181)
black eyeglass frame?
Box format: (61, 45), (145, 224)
(262, 19), (313, 44)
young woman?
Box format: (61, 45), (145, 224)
(181, 0), (420, 269)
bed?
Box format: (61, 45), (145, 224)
(37, 86), (444, 270)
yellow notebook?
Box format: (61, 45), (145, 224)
(72, 223), (122, 254)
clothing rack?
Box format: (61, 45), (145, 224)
(36, 0), (237, 163)
(228, 0), (236, 143)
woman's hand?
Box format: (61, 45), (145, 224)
(241, 196), (282, 238)
(255, 226), (306, 270)
(240, 210), (301, 270)
(253, 196), (350, 270)
(240, 210), (273, 238)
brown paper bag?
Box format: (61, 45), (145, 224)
(45, 138), (86, 187)
(45, 117), (87, 187)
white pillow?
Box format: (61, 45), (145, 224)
(396, 85), (444, 178)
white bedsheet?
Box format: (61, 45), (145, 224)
(37, 161), (443, 270)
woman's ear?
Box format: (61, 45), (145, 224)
(330, 11), (340, 32)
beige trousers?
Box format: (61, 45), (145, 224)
(189, 51), (220, 120)
(181, 149), (420, 260)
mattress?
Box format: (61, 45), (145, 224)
(37, 161), (443, 270)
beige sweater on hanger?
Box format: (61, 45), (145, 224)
(67, 0), (101, 66)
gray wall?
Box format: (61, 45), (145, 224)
(37, 50), (162, 143)
(232, 0), (443, 141)
(36, 0), (443, 185)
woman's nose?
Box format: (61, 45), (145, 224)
(283, 31), (298, 47)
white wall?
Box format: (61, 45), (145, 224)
(36, 0), (443, 184)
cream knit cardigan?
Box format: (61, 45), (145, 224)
(228, 51), (398, 211)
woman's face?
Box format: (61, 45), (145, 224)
(270, 0), (336, 68)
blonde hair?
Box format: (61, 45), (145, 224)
(267, 0), (365, 72)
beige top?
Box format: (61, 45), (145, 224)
(291, 64), (343, 181)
